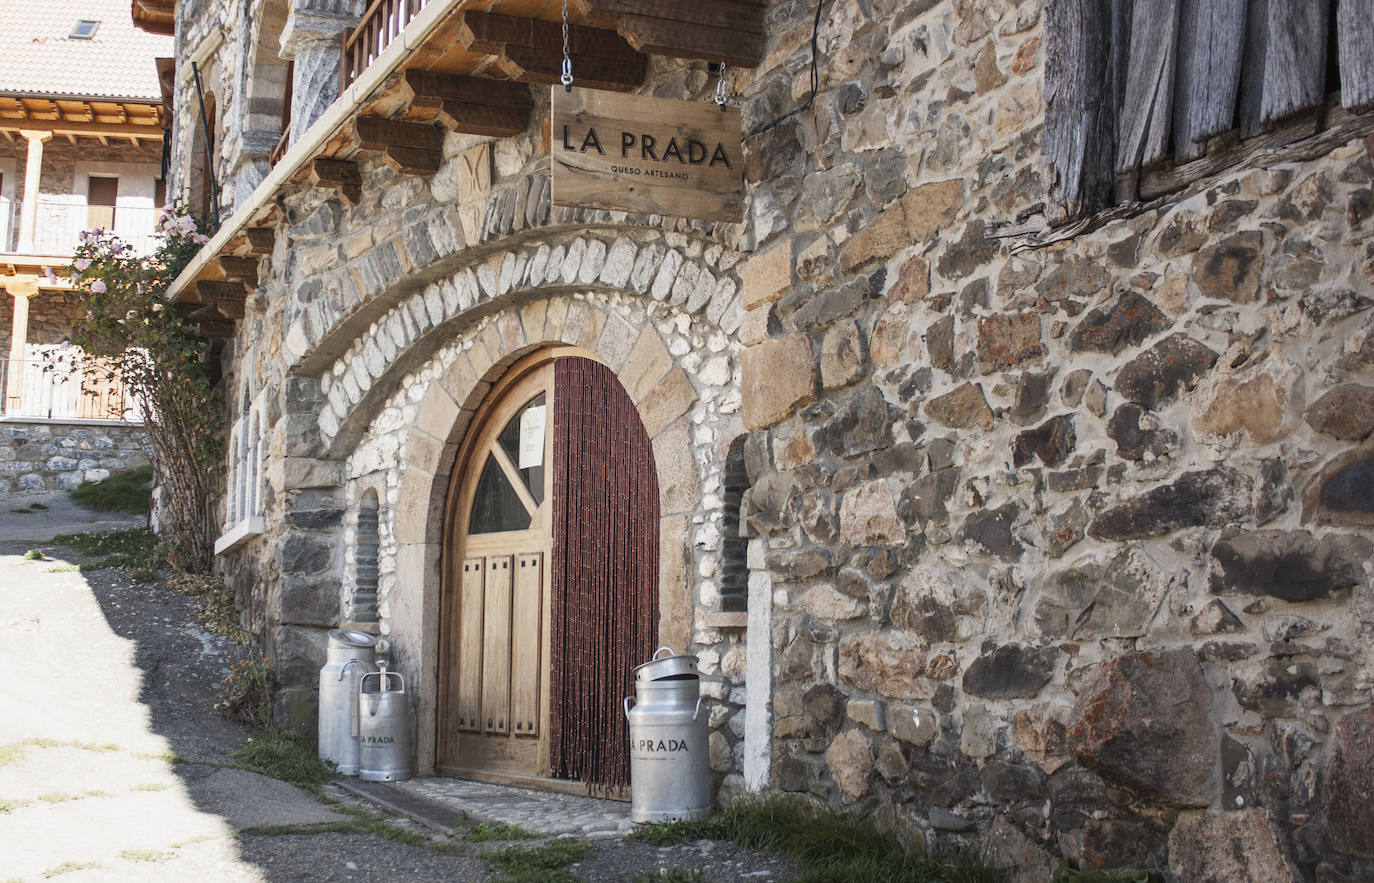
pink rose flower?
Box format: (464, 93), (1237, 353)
(90, 280), (107, 293)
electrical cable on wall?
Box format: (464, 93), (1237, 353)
(746, 0), (827, 140)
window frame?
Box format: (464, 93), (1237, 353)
(214, 390), (267, 554)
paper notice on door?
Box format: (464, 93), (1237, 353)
(518, 404), (546, 469)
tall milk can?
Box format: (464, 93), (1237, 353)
(624, 647), (710, 823)
(357, 665), (411, 782)
(318, 628), (379, 775)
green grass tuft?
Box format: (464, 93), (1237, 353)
(628, 798), (998, 883)
(232, 729), (337, 791)
(42, 861), (102, 878)
(23, 549), (44, 560)
(118, 848), (173, 862)
(130, 782), (171, 792)
(484, 839), (587, 882)
(30, 502), (48, 510)
(634, 869), (709, 883)
(46, 565), (80, 573)
(467, 820), (536, 842)
(1052, 861), (1160, 883)
(52, 527), (165, 571)
(68, 465), (153, 514)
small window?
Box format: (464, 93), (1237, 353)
(70, 20), (100, 39)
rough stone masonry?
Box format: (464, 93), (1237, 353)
(168, 0), (1374, 880)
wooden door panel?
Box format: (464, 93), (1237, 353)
(456, 557), (486, 733)
(481, 554), (514, 734)
(511, 552), (543, 737)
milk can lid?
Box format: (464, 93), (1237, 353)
(328, 628), (378, 649)
(633, 646), (700, 681)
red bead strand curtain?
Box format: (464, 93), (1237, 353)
(549, 357), (660, 791)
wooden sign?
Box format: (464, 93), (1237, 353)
(551, 87), (743, 223)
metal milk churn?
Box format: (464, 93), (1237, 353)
(624, 647), (710, 823)
(357, 664), (411, 782)
(318, 628), (379, 775)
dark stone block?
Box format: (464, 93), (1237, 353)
(961, 643), (1058, 698)
(1319, 456), (1374, 519)
(1106, 403), (1179, 461)
(1191, 230), (1263, 303)
(1305, 384), (1374, 440)
(1234, 659), (1318, 716)
(980, 760), (1047, 805)
(959, 503), (1023, 558)
(1069, 291), (1169, 355)
(1037, 256), (1110, 308)
(1324, 708), (1374, 859)
(286, 509), (345, 530)
(1082, 816), (1170, 873)
(1089, 467), (1252, 540)
(937, 220), (999, 281)
(905, 468), (959, 525)
(926, 315), (955, 370)
(1210, 528), (1371, 602)
(281, 535), (332, 575)
(890, 595), (956, 643)
(870, 442), (922, 475)
(1256, 458), (1293, 525)
(1114, 333), (1219, 408)
(1011, 370), (1056, 425)
(1066, 649), (1217, 807)
(803, 684), (846, 728)
(1047, 464), (1103, 492)
(908, 754), (978, 806)
(766, 547), (839, 582)
(1049, 765), (1109, 830)
(1012, 414), (1076, 467)
(825, 385), (895, 458)
(775, 754), (810, 792)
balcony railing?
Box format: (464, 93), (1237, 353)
(340, 0), (428, 91)
(0, 355), (142, 423)
(12, 199), (162, 257)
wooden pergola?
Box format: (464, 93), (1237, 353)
(0, 94), (165, 147)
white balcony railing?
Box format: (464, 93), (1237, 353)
(0, 349), (142, 423)
(11, 199), (162, 256)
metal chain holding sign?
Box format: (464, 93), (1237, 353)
(715, 63), (729, 109)
(561, 0), (574, 91)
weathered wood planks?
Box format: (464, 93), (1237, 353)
(1116, 0), (1181, 174)
(1172, 0), (1246, 160)
(1043, 0), (1117, 219)
(1339, 0), (1374, 111)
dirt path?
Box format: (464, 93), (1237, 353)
(0, 504), (792, 882)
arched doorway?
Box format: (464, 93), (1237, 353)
(437, 348), (660, 796)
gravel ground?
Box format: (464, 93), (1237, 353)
(0, 505), (794, 882)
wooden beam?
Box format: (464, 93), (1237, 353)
(244, 227), (276, 255)
(0, 118), (164, 140)
(216, 256), (260, 287)
(215, 295), (246, 320)
(196, 280), (249, 304)
(455, 12), (647, 92)
(569, 0), (767, 67)
(353, 116), (446, 175)
(398, 70), (532, 137)
(1241, 0), (1332, 135)
(309, 158), (362, 206)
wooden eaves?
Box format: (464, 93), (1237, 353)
(164, 0), (765, 328)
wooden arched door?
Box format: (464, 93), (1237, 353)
(438, 350), (659, 794)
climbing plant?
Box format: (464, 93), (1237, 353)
(57, 209), (222, 572)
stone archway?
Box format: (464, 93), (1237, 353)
(384, 295), (704, 773)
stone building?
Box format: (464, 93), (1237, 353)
(0, 0), (165, 490)
(146, 0), (1374, 877)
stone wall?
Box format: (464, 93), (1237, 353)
(190, 0), (1374, 877)
(0, 420), (151, 492)
(731, 1), (1374, 879)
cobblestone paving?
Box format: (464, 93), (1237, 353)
(396, 778), (636, 839)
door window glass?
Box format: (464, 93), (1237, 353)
(468, 454), (531, 534)
(497, 393), (546, 506)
